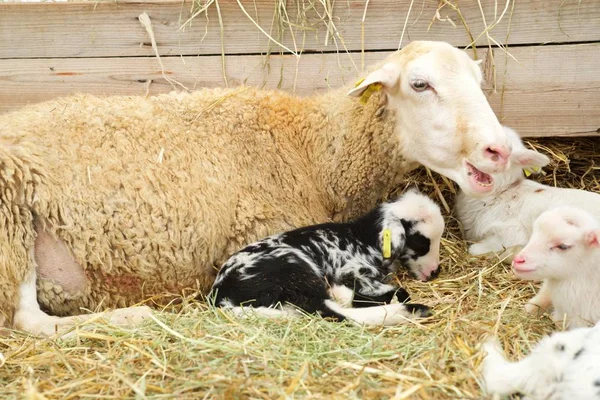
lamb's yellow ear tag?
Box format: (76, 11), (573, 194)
(523, 166), (542, 177)
(382, 229), (392, 259)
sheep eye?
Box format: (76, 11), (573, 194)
(410, 79), (429, 92)
(555, 244), (571, 251)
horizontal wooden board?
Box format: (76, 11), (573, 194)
(1, 0), (599, 59)
(1, 44), (599, 137)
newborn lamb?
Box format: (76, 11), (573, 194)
(456, 126), (600, 259)
(482, 322), (600, 400)
(512, 206), (600, 329)
(209, 190), (444, 326)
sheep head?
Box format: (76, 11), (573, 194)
(383, 190), (445, 281)
(512, 206), (600, 280)
(475, 126), (551, 196)
(348, 41), (512, 197)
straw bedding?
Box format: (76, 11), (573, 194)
(0, 136), (597, 399)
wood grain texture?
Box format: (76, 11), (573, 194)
(1, 0), (599, 59)
(1, 43), (598, 137)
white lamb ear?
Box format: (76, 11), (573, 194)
(474, 59), (484, 66)
(512, 149), (551, 169)
(347, 63), (401, 97)
(585, 229), (600, 248)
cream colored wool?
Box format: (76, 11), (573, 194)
(0, 84), (411, 322)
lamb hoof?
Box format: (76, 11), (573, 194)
(524, 302), (541, 315)
(404, 303), (432, 318)
(482, 337), (504, 358)
(395, 288), (411, 303)
(468, 243), (492, 256)
(109, 306), (153, 326)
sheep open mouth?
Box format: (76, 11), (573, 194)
(466, 162), (493, 188)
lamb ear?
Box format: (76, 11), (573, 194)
(347, 63), (401, 97)
(585, 229), (600, 248)
(512, 149), (551, 169)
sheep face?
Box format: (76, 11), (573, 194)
(512, 207), (600, 280)
(475, 126), (551, 196)
(349, 41), (512, 198)
(386, 191), (445, 281)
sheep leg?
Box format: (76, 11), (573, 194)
(482, 338), (536, 397)
(468, 236), (505, 256)
(525, 281), (553, 315)
(13, 271), (152, 337)
(321, 299), (431, 326)
(327, 284), (354, 308)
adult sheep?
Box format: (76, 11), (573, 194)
(0, 41), (511, 335)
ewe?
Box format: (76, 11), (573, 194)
(482, 322), (600, 400)
(512, 206), (600, 329)
(210, 190), (443, 326)
(456, 126), (600, 259)
(0, 41), (511, 335)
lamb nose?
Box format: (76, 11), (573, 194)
(485, 145), (510, 165)
(427, 266), (441, 281)
(512, 256), (526, 265)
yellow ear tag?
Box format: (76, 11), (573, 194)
(359, 83), (382, 105)
(382, 229), (392, 259)
(354, 77), (365, 87)
(523, 166), (542, 177)
(354, 77), (382, 105)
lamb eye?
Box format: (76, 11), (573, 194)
(410, 79), (429, 92)
(555, 244), (571, 251)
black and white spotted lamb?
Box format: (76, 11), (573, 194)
(209, 190), (445, 326)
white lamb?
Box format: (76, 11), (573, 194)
(456, 126), (600, 260)
(482, 322), (600, 400)
(511, 206), (600, 329)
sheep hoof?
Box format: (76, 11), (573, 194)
(468, 243), (493, 256)
(482, 336), (504, 358)
(404, 303), (432, 318)
(108, 305), (153, 326)
(524, 302), (541, 315)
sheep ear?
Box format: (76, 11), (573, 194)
(585, 229), (600, 248)
(474, 59), (484, 66)
(347, 63), (401, 99)
(512, 149), (551, 169)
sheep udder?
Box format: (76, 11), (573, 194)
(34, 230), (88, 296)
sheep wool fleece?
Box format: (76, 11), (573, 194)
(0, 86), (415, 321)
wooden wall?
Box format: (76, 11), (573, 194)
(1, 0), (599, 137)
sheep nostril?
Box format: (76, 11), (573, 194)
(485, 146), (510, 164)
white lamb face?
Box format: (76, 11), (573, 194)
(402, 214), (445, 281)
(349, 41), (512, 198)
(389, 191), (445, 281)
(512, 207), (600, 280)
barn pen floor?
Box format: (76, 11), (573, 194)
(0, 137), (598, 399)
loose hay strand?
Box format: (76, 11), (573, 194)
(138, 12), (189, 92)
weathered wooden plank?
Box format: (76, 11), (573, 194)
(1, 0), (599, 59)
(1, 44), (599, 137)
(485, 44), (600, 137)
